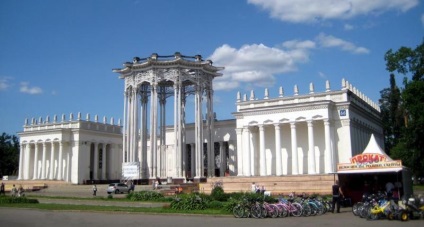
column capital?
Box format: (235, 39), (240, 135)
(307, 120), (314, 127)
(324, 119), (331, 126)
(258, 124), (264, 130)
(236, 128), (243, 134)
(273, 123), (280, 129)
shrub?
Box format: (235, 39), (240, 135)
(0, 196), (39, 204)
(222, 192), (277, 212)
(207, 200), (225, 209)
(210, 185), (228, 202)
(127, 191), (164, 201)
(170, 193), (210, 210)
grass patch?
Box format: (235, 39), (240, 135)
(0, 203), (231, 215)
(414, 184), (424, 192)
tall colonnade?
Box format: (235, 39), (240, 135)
(18, 113), (123, 184)
(113, 53), (224, 180)
(234, 79), (383, 177)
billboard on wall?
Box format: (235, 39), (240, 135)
(122, 162), (140, 179)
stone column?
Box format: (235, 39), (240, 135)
(259, 125), (266, 176)
(23, 143), (30, 180)
(290, 122), (299, 175)
(41, 142), (47, 179)
(140, 89), (148, 178)
(123, 90), (127, 162)
(194, 84), (204, 178)
(33, 143), (39, 179)
(49, 141), (56, 179)
(206, 88), (214, 177)
(159, 87), (167, 178)
(190, 143), (195, 178)
(324, 119), (332, 173)
(219, 142), (224, 176)
(150, 83), (158, 178)
(243, 126), (251, 176)
(66, 149), (71, 182)
(58, 142), (63, 180)
(235, 128), (243, 176)
(307, 120), (316, 174)
(18, 143), (25, 180)
(102, 144), (106, 179)
(274, 124), (282, 176)
(93, 142), (99, 180)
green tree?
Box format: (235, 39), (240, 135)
(379, 74), (403, 155)
(0, 132), (20, 177)
(384, 39), (424, 179)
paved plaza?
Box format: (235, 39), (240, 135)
(1, 182), (423, 227)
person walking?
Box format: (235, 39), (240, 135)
(92, 185), (97, 196)
(331, 180), (344, 213)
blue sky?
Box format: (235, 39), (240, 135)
(0, 0), (423, 136)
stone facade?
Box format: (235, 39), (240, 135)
(18, 113), (122, 184)
(17, 78), (382, 186)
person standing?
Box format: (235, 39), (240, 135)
(385, 181), (394, 198)
(251, 182), (256, 193)
(331, 180), (344, 213)
(92, 185), (97, 196)
(0, 182), (5, 195)
(11, 184), (17, 197)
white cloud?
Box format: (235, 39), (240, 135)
(20, 82), (43, 95)
(209, 34), (368, 91)
(421, 14), (424, 26)
(248, 0), (418, 23)
(344, 24), (354, 30)
(0, 77), (12, 91)
(209, 42), (314, 91)
(316, 33), (370, 54)
(318, 72), (327, 79)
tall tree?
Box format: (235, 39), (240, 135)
(379, 74), (403, 155)
(0, 132), (20, 177)
(384, 39), (424, 178)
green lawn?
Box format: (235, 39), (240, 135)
(0, 195), (231, 215)
(414, 184), (424, 193)
(0, 202), (229, 215)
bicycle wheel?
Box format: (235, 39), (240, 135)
(316, 204), (324, 215)
(310, 204), (318, 216)
(268, 205), (279, 218)
(326, 201), (333, 212)
(242, 206), (251, 218)
(250, 204), (263, 218)
(279, 205), (289, 217)
(352, 202), (362, 216)
(302, 203), (311, 217)
(360, 205), (371, 219)
(233, 205), (244, 218)
(260, 205), (267, 218)
(291, 203), (303, 217)
(368, 209), (380, 220)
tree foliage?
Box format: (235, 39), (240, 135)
(383, 39), (424, 177)
(379, 74), (403, 155)
(0, 132), (20, 177)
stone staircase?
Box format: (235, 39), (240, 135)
(2, 180), (60, 192)
(2, 175), (336, 197)
(199, 174), (336, 196)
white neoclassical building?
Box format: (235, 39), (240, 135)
(233, 79), (382, 177)
(16, 54), (382, 185)
(18, 113), (122, 184)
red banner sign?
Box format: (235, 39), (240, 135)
(350, 153), (387, 164)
